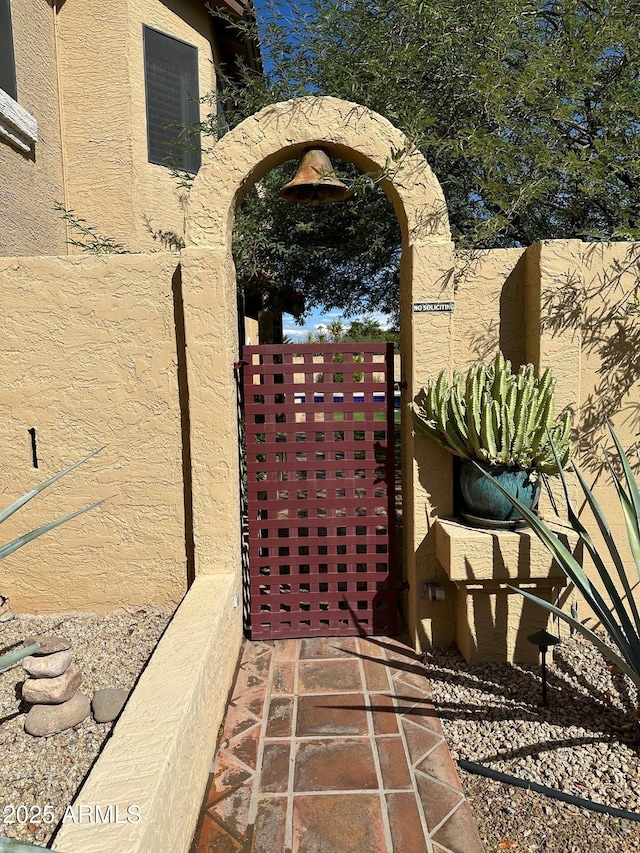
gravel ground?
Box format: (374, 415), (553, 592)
(424, 633), (640, 853)
(0, 607), (175, 847)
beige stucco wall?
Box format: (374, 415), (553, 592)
(0, 0), (67, 256)
(0, 253), (188, 612)
(56, 0), (216, 253)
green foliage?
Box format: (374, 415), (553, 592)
(484, 423), (640, 691)
(53, 203), (129, 254)
(410, 352), (572, 472)
(219, 0), (640, 317)
(0, 840), (51, 851)
(0, 448), (105, 615)
(233, 164), (401, 320)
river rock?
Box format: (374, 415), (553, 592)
(92, 688), (130, 723)
(25, 692), (90, 736)
(24, 635), (71, 655)
(22, 663), (82, 704)
(22, 649), (74, 678)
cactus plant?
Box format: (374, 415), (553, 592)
(410, 352), (572, 474)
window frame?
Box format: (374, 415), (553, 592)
(0, 0), (37, 154)
(142, 24), (201, 174)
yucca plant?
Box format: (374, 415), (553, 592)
(0, 448), (105, 672)
(481, 423), (640, 691)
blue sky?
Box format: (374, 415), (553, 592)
(282, 308), (394, 339)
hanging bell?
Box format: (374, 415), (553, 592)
(280, 148), (350, 205)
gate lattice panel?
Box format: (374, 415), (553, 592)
(242, 343), (397, 639)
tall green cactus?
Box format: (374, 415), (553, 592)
(410, 352), (572, 473)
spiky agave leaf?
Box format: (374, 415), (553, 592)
(0, 642), (39, 672)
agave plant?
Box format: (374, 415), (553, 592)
(480, 423), (640, 691)
(0, 448), (105, 671)
(411, 352), (572, 473)
(0, 840), (51, 851)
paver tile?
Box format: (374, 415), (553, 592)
(294, 739), (378, 791)
(296, 693), (369, 736)
(292, 794), (386, 853)
(226, 724), (261, 770)
(432, 801), (486, 853)
(273, 639), (297, 662)
(232, 667), (266, 700)
(415, 774), (464, 833)
(369, 692), (400, 735)
(235, 685), (269, 717)
(298, 659), (362, 693)
(376, 737), (413, 790)
(205, 754), (252, 807)
(208, 782), (252, 840)
(402, 719), (443, 764)
(386, 792), (428, 852)
(300, 637), (358, 658)
(363, 655), (391, 691)
(222, 705), (260, 742)
(357, 636), (386, 658)
(194, 814), (242, 853)
(265, 696), (294, 738)
(259, 742), (291, 792)
(401, 699), (445, 734)
(252, 797), (287, 853)
(416, 741), (463, 790)
(193, 638), (485, 853)
(272, 661), (295, 694)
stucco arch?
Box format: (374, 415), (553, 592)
(185, 96), (451, 248)
(180, 96), (456, 653)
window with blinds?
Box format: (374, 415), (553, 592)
(143, 26), (201, 173)
(0, 0), (17, 101)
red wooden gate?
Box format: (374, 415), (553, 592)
(241, 343), (397, 639)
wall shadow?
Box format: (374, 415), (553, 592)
(172, 265), (196, 587)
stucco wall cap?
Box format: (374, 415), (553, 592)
(185, 96), (450, 247)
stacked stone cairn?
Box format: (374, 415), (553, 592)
(20, 635), (90, 737)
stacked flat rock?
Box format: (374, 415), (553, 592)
(21, 635), (89, 736)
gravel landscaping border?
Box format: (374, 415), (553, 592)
(425, 632), (640, 853)
(0, 607), (175, 847)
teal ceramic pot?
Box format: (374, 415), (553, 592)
(460, 461), (541, 521)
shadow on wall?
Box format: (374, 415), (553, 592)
(540, 242), (640, 475)
(171, 264), (196, 587)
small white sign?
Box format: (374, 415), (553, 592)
(412, 301), (455, 314)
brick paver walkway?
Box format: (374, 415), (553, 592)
(191, 636), (486, 853)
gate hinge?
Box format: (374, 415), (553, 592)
(394, 381), (408, 390)
(398, 580), (410, 592)
(234, 360), (248, 370)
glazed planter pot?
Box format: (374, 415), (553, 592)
(460, 460), (541, 523)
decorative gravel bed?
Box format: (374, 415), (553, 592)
(0, 606), (175, 847)
(425, 632), (640, 853)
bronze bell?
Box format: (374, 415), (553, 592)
(280, 148), (350, 205)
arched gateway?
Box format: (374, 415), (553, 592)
(180, 96), (455, 648)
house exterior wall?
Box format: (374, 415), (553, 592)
(0, 0), (218, 258)
(0, 0), (66, 256)
(57, 0), (217, 252)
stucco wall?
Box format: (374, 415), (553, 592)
(56, 0), (216, 253)
(0, 253), (188, 612)
(0, 0), (67, 256)
(574, 242), (640, 613)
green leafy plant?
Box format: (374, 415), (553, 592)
(483, 423), (640, 691)
(0, 840), (52, 851)
(410, 352), (572, 473)
(0, 449), (105, 657)
(0, 642), (39, 673)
